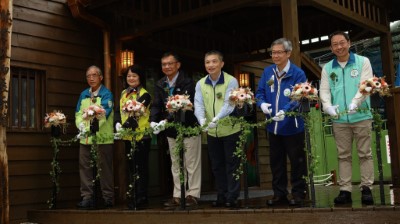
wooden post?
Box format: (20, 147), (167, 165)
(281, 0), (301, 67)
(0, 0), (12, 223)
(380, 32), (400, 187)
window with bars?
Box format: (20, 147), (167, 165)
(8, 66), (45, 131)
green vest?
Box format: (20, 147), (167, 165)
(75, 97), (114, 145)
(120, 88), (150, 141)
(325, 54), (372, 123)
(199, 73), (241, 137)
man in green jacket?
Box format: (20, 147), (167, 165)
(320, 31), (374, 205)
(194, 50), (241, 208)
(75, 65), (114, 209)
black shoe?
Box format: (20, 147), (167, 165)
(128, 198), (148, 210)
(225, 199), (238, 208)
(334, 190), (352, 204)
(267, 195), (288, 206)
(104, 200), (113, 208)
(163, 197), (180, 207)
(136, 197), (148, 207)
(185, 195), (198, 207)
(361, 186), (374, 205)
(77, 198), (94, 209)
(289, 195), (304, 207)
(212, 197), (226, 207)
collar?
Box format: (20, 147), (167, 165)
(205, 71), (225, 86)
(332, 51), (355, 68)
(126, 85), (141, 94)
(275, 60), (290, 76)
(165, 72), (179, 87)
(89, 85), (102, 97)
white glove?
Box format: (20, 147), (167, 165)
(199, 118), (206, 127)
(77, 122), (87, 139)
(207, 117), (219, 129)
(158, 120), (167, 131)
(150, 121), (158, 129)
(260, 103), (272, 115)
(325, 105), (339, 117)
(115, 122), (122, 132)
(348, 103), (358, 115)
(272, 110), (285, 122)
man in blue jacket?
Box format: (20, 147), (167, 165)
(256, 38), (307, 206)
(320, 31), (374, 205)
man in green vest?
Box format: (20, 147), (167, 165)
(194, 50), (241, 208)
(320, 31), (374, 205)
(75, 65), (115, 209)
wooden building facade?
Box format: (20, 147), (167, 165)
(1, 0), (400, 223)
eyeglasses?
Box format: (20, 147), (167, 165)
(161, 61), (177, 67)
(331, 40), (348, 49)
(269, 51), (287, 56)
(86, 73), (100, 79)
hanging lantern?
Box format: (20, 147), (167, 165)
(121, 50), (134, 69)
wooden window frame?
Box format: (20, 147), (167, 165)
(8, 66), (45, 132)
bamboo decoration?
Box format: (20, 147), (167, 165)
(0, 0), (12, 223)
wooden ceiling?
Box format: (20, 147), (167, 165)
(73, 0), (395, 66)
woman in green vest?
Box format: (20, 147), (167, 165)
(116, 65), (152, 209)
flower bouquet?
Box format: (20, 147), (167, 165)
(165, 94), (193, 113)
(44, 111), (67, 137)
(44, 111), (67, 128)
(122, 99), (146, 118)
(82, 104), (106, 121)
(359, 76), (391, 97)
(290, 82), (319, 101)
(228, 87), (255, 109)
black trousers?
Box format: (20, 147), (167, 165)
(207, 132), (241, 201)
(268, 131), (307, 197)
(124, 138), (151, 200)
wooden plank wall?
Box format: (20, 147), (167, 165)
(8, 0), (102, 223)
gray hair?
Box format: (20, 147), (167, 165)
(271, 38), (292, 51)
(86, 65), (103, 77)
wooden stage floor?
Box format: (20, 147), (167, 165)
(27, 185), (400, 224)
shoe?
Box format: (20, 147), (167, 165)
(289, 195), (304, 206)
(77, 198), (94, 209)
(361, 186), (374, 205)
(212, 196), (226, 207)
(266, 195), (288, 206)
(104, 199), (113, 208)
(225, 199), (238, 208)
(334, 190), (352, 204)
(136, 197), (148, 207)
(163, 197), (180, 207)
(185, 195), (198, 207)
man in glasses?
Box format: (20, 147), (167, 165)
(75, 65), (115, 209)
(320, 31), (374, 205)
(150, 52), (201, 209)
(255, 38), (307, 207)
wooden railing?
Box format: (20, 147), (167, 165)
(328, 0), (384, 25)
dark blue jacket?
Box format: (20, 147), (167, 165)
(256, 62), (306, 135)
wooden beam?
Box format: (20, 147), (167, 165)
(281, 0), (301, 66)
(304, 0), (389, 34)
(300, 52), (321, 79)
(380, 32), (400, 187)
(0, 0), (12, 223)
(120, 0), (264, 40)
